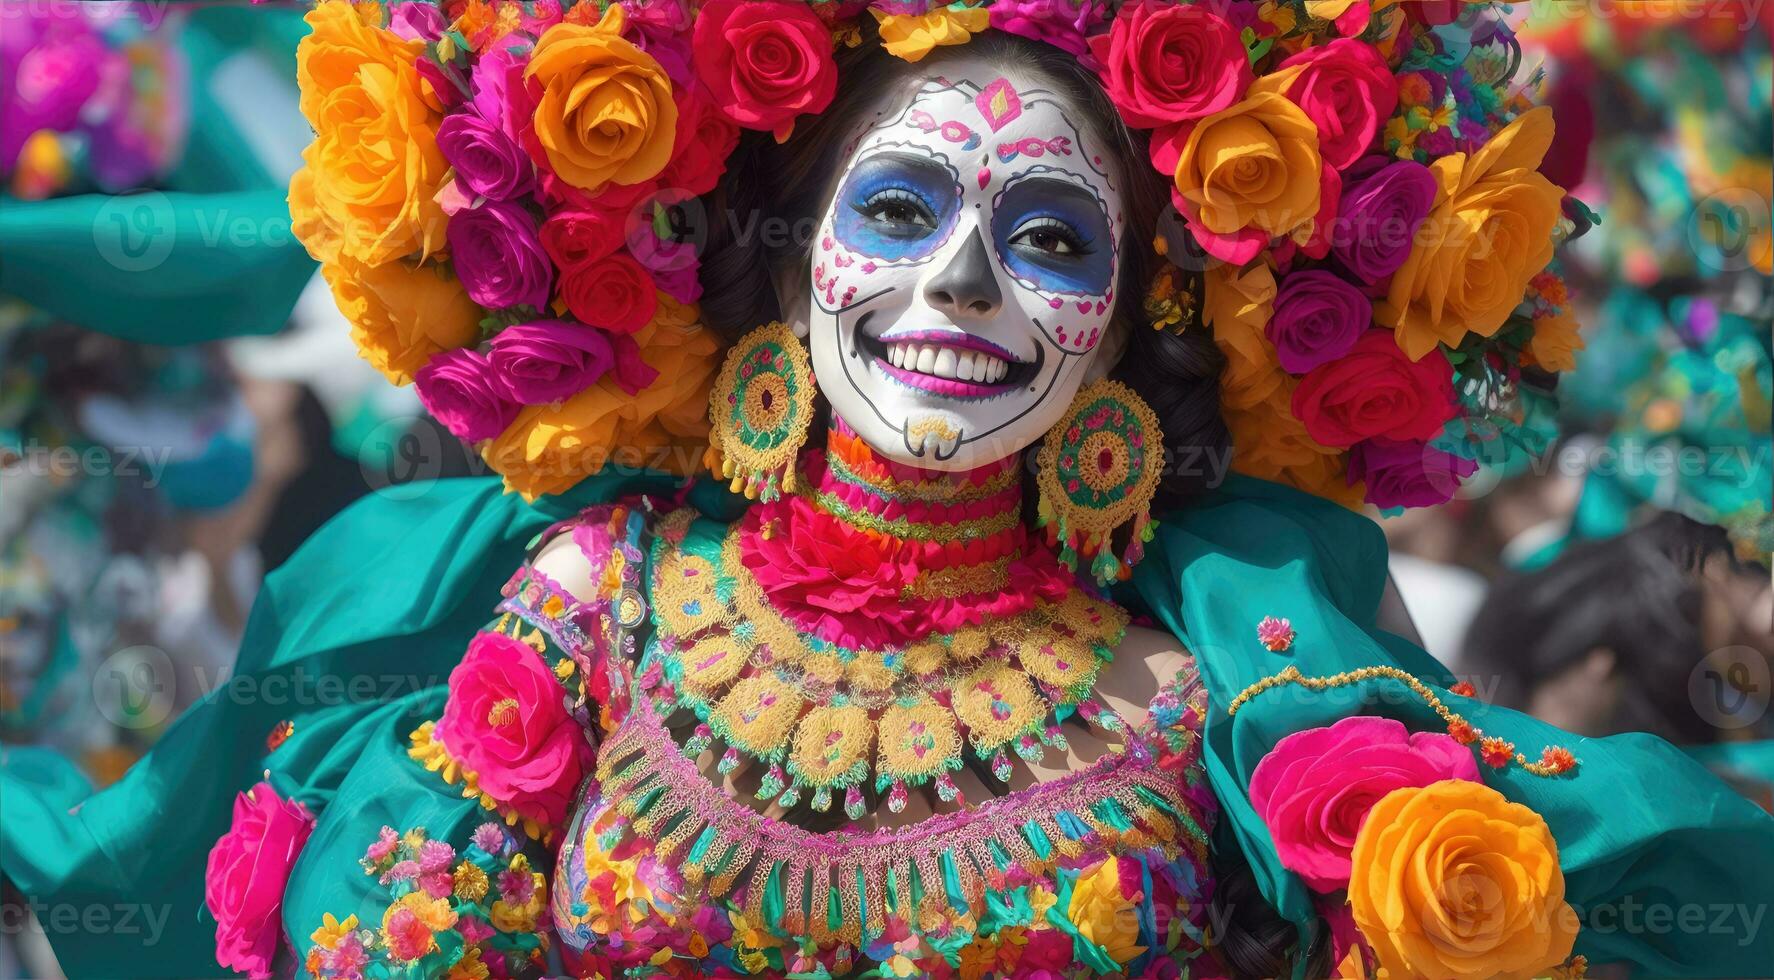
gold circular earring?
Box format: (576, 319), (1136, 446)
(1035, 378), (1165, 585)
(706, 321), (817, 502)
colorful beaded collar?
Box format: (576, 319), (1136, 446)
(642, 433), (1134, 817)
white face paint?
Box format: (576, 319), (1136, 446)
(803, 55), (1125, 470)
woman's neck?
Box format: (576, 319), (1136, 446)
(805, 417), (1023, 556)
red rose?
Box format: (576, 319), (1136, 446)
(661, 81), (741, 196)
(540, 208), (623, 272)
(692, 0), (837, 139)
(204, 783), (314, 980)
(1088, 1), (1252, 129)
(1291, 329), (1457, 447)
(558, 251), (659, 333)
(1254, 38), (1399, 171)
(436, 630), (592, 828)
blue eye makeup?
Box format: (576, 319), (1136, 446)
(991, 176), (1114, 296)
(833, 151), (961, 262)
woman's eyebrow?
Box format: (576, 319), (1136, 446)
(853, 149), (954, 180)
(1001, 175), (1110, 220)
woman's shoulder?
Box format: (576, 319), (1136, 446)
(529, 501), (723, 603)
(1092, 623), (1200, 731)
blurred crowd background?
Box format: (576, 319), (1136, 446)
(0, 1), (1769, 975)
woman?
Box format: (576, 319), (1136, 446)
(5, 2), (1771, 979)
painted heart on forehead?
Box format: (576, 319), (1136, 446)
(803, 51), (1128, 470)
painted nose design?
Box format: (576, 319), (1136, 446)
(924, 228), (1002, 318)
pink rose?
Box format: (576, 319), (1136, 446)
(1331, 157), (1438, 285)
(436, 630), (592, 827)
(1346, 437), (1478, 509)
(487, 320), (618, 404)
(1088, 1), (1252, 129)
(989, 0), (1106, 63)
(415, 348), (521, 442)
(204, 783), (314, 979)
(692, 0), (837, 139)
(388, 1), (447, 41)
(447, 200), (554, 312)
(1251, 716), (1479, 892)
(1266, 269), (1372, 374)
(1260, 39), (1398, 170)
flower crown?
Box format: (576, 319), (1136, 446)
(292, 0), (1581, 508)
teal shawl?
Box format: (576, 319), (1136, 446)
(3, 474), (1770, 977)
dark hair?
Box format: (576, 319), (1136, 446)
(1463, 511), (1737, 745)
(694, 25), (1229, 506)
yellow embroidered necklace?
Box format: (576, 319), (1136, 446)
(641, 429), (1131, 818)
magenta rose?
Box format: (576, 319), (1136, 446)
(204, 783), (314, 979)
(487, 320), (617, 404)
(388, 1), (447, 41)
(1266, 269), (1373, 374)
(692, 0), (838, 138)
(1332, 158), (1438, 285)
(1347, 437), (1478, 509)
(1291, 329), (1457, 447)
(415, 348), (520, 442)
(1264, 39), (1398, 170)
(1250, 716), (1479, 892)
(436, 630), (593, 828)
(990, 0), (1106, 63)
(438, 110), (536, 202)
(1088, 1), (1252, 129)
(447, 200), (553, 311)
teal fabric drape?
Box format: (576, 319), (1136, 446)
(0, 6), (315, 344)
(3, 474), (1770, 976)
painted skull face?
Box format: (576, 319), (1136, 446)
(805, 55), (1125, 470)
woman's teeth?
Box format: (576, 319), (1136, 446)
(884, 342), (1009, 383)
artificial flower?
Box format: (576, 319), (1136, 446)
(1528, 308), (1584, 373)
(1266, 269), (1373, 374)
(1172, 91), (1328, 264)
(387, 1), (447, 42)
(1250, 716), (1480, 891)
(872, 4), (991, 63)
(1250, 38), (1399, 171)
(436, 631), (593, 827)
(1089, 1), (1251, 129)
(1348, 780), (1580, 979)
(320, 256), (482, 386)
(487, 320), (619, 405)
(1291, 329), (1457, 447)
(204, 783), (315, 980)
(1201, 259), (1284, 411)
(692, 0), (838, 140)
(525, 4), (678, 195)
(1379, 107), (1566, 360)
(1346, 437), (1478, 509)
(416, 348), (522, 443)
(447, 200), (554, 311)
(1330, 157), (1439, 284)
(540, 208), (626, 271)
(989, 0), (1105, 62)
(1066, 857), (1145, 966)
(660, 81), (741, 196)
(559, 251), (659, 334)
(293, 1), (449, 267)
(438, 109), (536, 202)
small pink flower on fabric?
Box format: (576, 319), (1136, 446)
(1256, 616), (1296, 652)
(1249, 715), (1480, 892)
(204, 782), (315, 979)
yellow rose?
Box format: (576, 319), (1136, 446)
(1175, 92), (1324, 253)
(1065, 857), (1145, 966)
(1201, 259), (1284, 411)
(872, 6), (990, 63)
(1349, 780), (1579, 980)
(526, 5), (677, 196)
(1378, 107), (1567, 361)
(294, 1), (449, 267)
(321, 258), (482, 386)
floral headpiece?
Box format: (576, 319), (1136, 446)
(1, 1), (190, 200)
(293, 0), (1581, 508)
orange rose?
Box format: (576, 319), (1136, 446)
(1201, 259), (1284, 411)
(1349, 780), (1579, 980)
(1174, 92), (1326, 265)
(1378, 107), (1567, 361)
(293, 1), (449, 267)
(525, 5), (677, 196)
(320, 258), (482, 386)
(1526, 309), (1583, 373)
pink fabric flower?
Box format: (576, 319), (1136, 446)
(204, 782), (314, 979)
(436, 631), (593, 828)
(415, 349), (521, 444)
(447, 200), (553, 311)
(1088, 1), (1251, 129)
(692, 0), (837, 139)
(1266, 269), (1372, 374)
(1250, 715), (1480, 891)
(387, 1), (447, 41)
(1346, 437), (1478, 510)
(487, 320), (618, 405)
(1262, 38), (1399, 170)
(1331, 157), (1438, 285)
(989, 0), (1106, 63)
